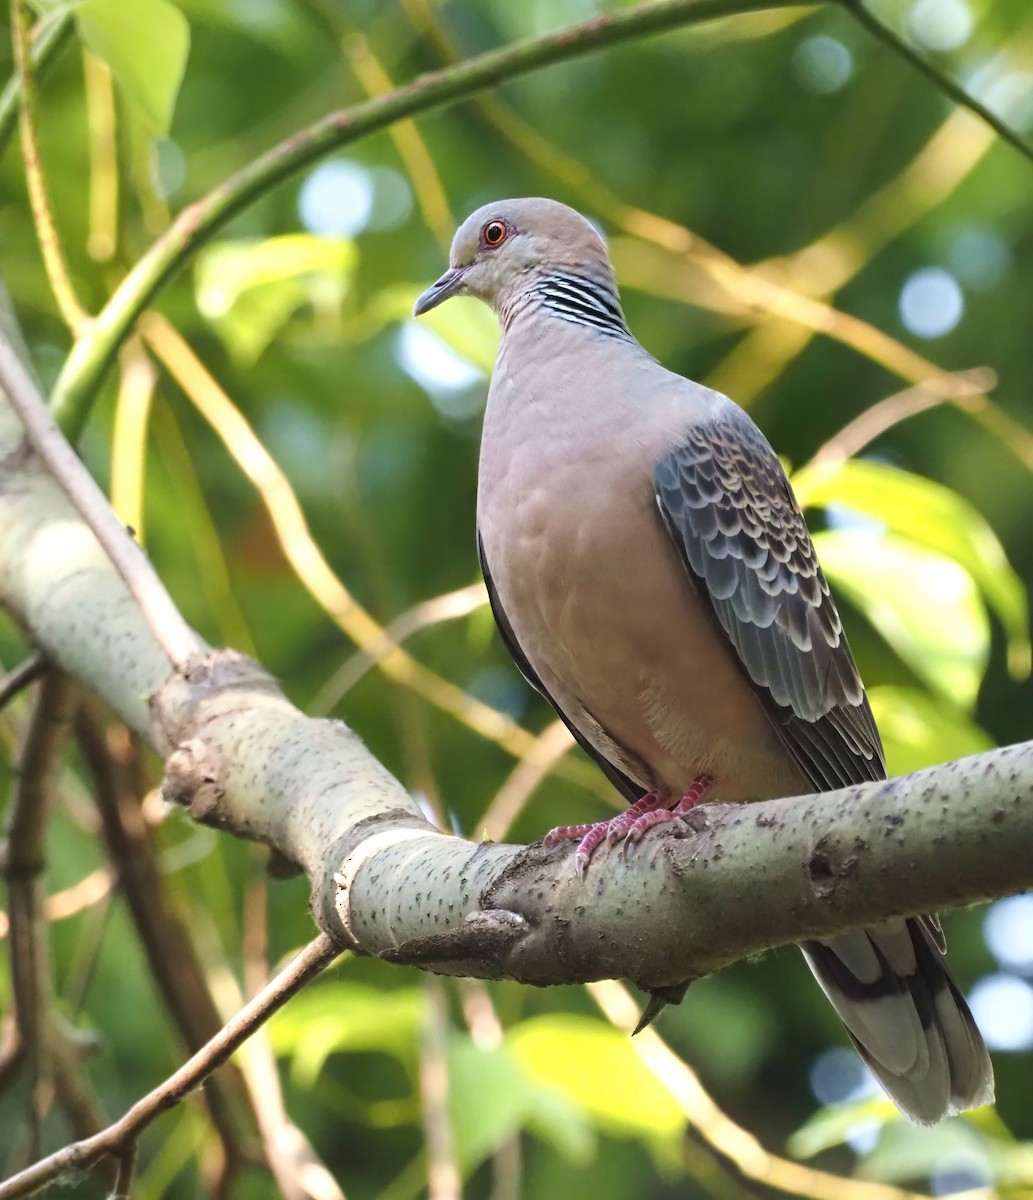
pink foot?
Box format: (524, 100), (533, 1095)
(621, 773), (713, 856)
(542, 774), (713, 877)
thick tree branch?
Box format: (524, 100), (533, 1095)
(0, 304), (1029, 1010)
(0, 340), (199, 670)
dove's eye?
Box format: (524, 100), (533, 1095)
(482, 220), (508, 248)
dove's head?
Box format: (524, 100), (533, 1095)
(413, 198), (616, 317)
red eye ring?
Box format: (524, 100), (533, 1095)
(482, 220), (508, 247)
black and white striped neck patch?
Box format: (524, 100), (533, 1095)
(526, 271), (631, 338)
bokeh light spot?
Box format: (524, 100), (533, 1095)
(299, 160), (374, 238)
(809, 1046), (879, 1105)
(792, 36), (854, 94)
(907, 0), (974, 53)
(366, 167), (413, 231)
(396, 324), (484, 420)
(984, 896), (1033, 973)
(947, 225), (1011, 290)
(930, 1148), (992, 1196)
(968, 973), (1033, 1051)
(899, 267), (964, 338)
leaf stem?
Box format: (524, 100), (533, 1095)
(9, 0), (90, 333)
(0, 6), (72, 161)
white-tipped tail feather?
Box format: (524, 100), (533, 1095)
(802, 918), (994, 1125)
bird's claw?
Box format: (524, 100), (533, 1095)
(543, 775), (713, 876)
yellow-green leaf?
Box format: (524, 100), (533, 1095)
(448, 1036), (592, 1173)
(868, 685), (993, 776)
(508, 1014), (684, 1166)
(787, 1096), (893, 1159)
(795, 459), (1030, 679)
(195, 235), (357, 364)
(813, 530), (989, 710)
(267, 982), (423, 1086)
(76, 0), (189, 134)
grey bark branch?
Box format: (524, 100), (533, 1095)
(0, 303), (1028, 1027)
(0, 338), (200, 670)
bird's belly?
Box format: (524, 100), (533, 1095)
(484, 469), (800, 804)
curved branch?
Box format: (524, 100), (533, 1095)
(1, 303), (1031, 1007)
(843, 0), (1033, 168)
(47, 0), (1031, 439)
(0, 339), (200, 670)
(45, 0), (804, 437)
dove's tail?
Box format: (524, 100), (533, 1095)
(800, 916), (994, 1125)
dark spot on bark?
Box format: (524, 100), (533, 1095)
(808, 837), (858, 899)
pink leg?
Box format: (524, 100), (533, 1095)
(542, 777), (713, 876)
(543, 790), (666, 878)
(620, 773), (714, 857)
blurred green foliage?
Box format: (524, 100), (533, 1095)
(1, 0), (1033, 1197)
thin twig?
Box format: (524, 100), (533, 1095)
(110, 339), (157, 541)
(227, 882), (346, 1200)
(344, 30), (455, 252)
(804, 367), (996, 470)
(49, 1030), (109, 1148)
(843, 0), (1033, 168)
(3, 671), (80, 1161)
(0, 337), (200, 670)
(0, 653), (47, 713)
(75, 708), (256, 1180)
(48, 0), (804, 439)
(10, 0), (90, 332)
(0, 932), (342, 1200)
(111, 1145), (137, 1199)
(587, 979), (976, 1200)
(420, 980), (461, 1200)
(0, 868), (113, 941)
(0, 7), (73, 161)
(311, 583), (487, 713)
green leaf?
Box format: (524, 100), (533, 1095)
(860, 1117), (986, 1182)
(448, 1035), (592, 1173)
(868, 685), (993, 775)
(787, 1097), (893, 1159)
(794, 459), (1030, 679)
(194, 235), (358, 364)
(267, 982), (424, 1087)
(508, 1015), (685, 1165)
(75, 0), (190, 134)
(417, 295), (499, 375)
(356, 286), (499, 371)
(813, 530), (990, 710)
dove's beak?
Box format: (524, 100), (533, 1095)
(413, 267), (467, 316)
